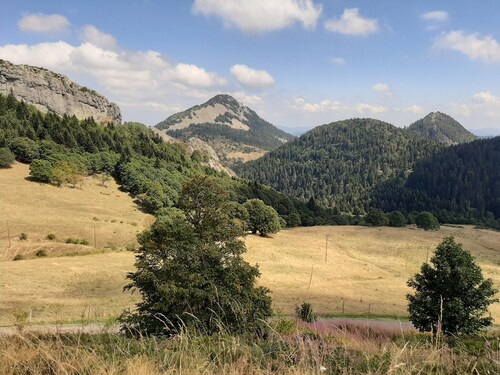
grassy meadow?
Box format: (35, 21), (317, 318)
(1, 163), (499, 326)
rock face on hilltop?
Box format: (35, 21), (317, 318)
(407, 112), (477, 145)
(0, 59), (121, 123)
(155, 94), (293, 166)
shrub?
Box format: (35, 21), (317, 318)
(46, 233), (56, 240)
(13, 254), (24, 261)
(0, 147), (15, 168)
(19, 232), (28, 240)
(35, 250), (47, 257)
(363, 208), (388, 226)
(415, 212), (440, 231)
(296, 302), (316, 323)
(80, 239), (89, 245)
(388, 211), (406, 227)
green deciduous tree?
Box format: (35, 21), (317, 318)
(243, 198), (281, 237)
(415, 211), (440, 231)
(407, 237), (498, 336)
(388, 211), (406, 227)
(363, 208), (388, 226)
(120, 176), (272, 337)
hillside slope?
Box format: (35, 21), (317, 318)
(156, 94), (294, 165)
(373, 137), (500, 228)
(407, 112), (477, 145)
(0, 59), (121, 123)
(237, 118), (441, 213)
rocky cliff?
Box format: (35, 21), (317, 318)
(0, 59), (121, 123)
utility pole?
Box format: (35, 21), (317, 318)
(325, 234), (330, 262)
(7, 220), (11, 248)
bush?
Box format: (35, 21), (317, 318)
(388, 211), (406, 227)
(415, 212), (440, 231)
(296, 302), (316, 323)
(363, 208), (388, 226)
(19, 232), (28, 240)
(0, 147), (15, 168)
(80, 239), (89, 245)
(46, 233), (56, 240)
(35, 250), (47, 257)
(13, 254), (24, 261)
(29, 159), (54, 182)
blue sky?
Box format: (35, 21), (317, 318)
(1, 0), (499, 135)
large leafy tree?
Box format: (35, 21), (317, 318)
(243, 198), (281, 237)
(120, 176), (272, 337)
(407, 237), (498, 335)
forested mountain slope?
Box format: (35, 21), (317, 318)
(373, 137), (500, 228)
(407, 112), (477, 145)
(237, 118), (442, 213)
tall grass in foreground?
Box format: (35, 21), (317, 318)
(1, 320), (499, 374)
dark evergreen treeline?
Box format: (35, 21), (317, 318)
(372, 137), (500, 229)
(236, 119), (442, 213)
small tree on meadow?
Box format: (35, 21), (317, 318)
(388, 211), (406, 227)
(415, 212), (440, 231)
(407, 237), (498, 336)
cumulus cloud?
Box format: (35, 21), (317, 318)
(292, 97), (386, 115)
(324, 8), (378, 36)
(434, 30), (500, 63)
(0, 37), (228, 118)
(401, 105), (424, 114)
(79, 25), (117, 50)
(355, 103), (387, 114)
(421, 11), (448, 22)
(18, 13), (70, 34)
(230, 64), (275, 88)
(372, 83), (392, 96)
(231, 92), (263, 107)
(192, 0), (322, 33)
(450, 91), (500, 118)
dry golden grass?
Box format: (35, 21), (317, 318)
(1, 224), (499, 326)
(244, 225), (500, 321)
(1, 163), (499, 326)
(0, 163), (153, 260)
(225, 149), (267, 163)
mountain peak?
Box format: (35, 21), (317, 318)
(408, 112), (477, 145)
(155, 93), (294, 167)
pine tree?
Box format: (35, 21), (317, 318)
(407, 237), (498, 335)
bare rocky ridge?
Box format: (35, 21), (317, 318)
(0, 59), (121, 123)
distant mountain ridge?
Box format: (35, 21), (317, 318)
(0, 59), (121, 123)
(155, 94), (294, 165)
(407, 112), (477, 145)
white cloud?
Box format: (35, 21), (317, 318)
(230, 64), (275, 88)
(401, 105), (424, 114)
(0, 42), (75, 68)
(421, 11), (448, 22)
(434, 30), (500, 63)
(356, 103), (387, 114)
(18, 13), (69, 34)
(192, 0), (322, 33)
(450, 91), (500, 119)
(231, 92), (263, 107)
(292, 97), (386, 115)
(324, 8), (378, 36)
(174, 63), (227, 87)
(372, 83), (392, 96)
(331, 57), (346, 65)
(79, 25), (117, 50)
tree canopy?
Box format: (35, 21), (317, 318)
(407, 237), (498, 335)
(120, 176), (272, 337)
